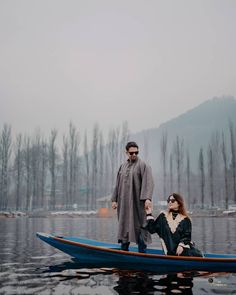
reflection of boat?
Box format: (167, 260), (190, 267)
(36, 233), (236, 273)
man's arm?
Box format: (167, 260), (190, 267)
(140, 162), (154, 201)
(111, 165), (122, 209)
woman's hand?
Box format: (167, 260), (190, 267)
(146, 207), (152, 215)
(176, 245), (184, 256)
(145, 199), (152, 215)
(112, 202), (118, 210)
(145, 199), (152, 210)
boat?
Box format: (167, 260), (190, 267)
(36, 232), (236, 273)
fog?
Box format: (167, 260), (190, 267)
(1, 0), (236, 140)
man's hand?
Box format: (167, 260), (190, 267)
(112, 202), (118, 210)
(176, 245), (184, 256)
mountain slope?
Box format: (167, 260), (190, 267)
(133, 96), (236, 171)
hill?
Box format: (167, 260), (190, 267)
(132, 96), (236, 172)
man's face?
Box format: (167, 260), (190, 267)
(126, 147), (139, 161)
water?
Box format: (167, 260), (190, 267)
(0, 216), (236, 294)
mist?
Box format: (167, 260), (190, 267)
(1, 0), (236, 139)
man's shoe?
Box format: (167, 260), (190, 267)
(121, 242), (130, 251)
(138, 244), (147, 253)
(138, 237), (147, 253)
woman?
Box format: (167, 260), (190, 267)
(145, 193), (202, 257)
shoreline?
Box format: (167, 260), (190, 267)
(1, 208), (236, 218)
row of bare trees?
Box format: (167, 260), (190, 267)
(0, 122), (129, 211)
(0, 120), (236, 211)
(159, 121), (236, 209)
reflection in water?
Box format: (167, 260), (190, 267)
(45, 260), (197, 294)
(0, 217), (236, 295)
(192, 216), (236, 254)
(114, 272), (194, 295)
(45, 261), (235, 295)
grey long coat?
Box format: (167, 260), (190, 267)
(111, 158), (154, 244)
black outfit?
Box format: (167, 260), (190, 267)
(145, 211), (203, 257)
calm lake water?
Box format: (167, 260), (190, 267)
(0, 216), (236, 295)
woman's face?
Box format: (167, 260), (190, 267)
(167, 195), (179, 211)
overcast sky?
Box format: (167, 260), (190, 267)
(1, 0), (236, 141)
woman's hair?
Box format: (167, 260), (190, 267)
(168, 193), (189, 217)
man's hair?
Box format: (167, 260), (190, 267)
(125, 141), (139, 151)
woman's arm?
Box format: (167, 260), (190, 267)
(145, 213), (162, 235)
(176, 218), (192, 255)
(179, 218), (192, 245)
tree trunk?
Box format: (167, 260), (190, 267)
(84, 132), (90, 210)
(207, 146), (214, 208)
(49, 129), (57, 210)
(160, 131), (168, 198)
(199, 148), (205, 209)
(222, 133), (229, 209)
(186, 150), (191, 208)
(173, 136), (184, 193)
(0, 124), (12, 210)
(14, 134), (23, 210)
(91, 124), (99, 210)
(229, 121), (236, 202)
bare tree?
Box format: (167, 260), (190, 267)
(31, 131), (42, 209)
(173, 136), (184, 193)
(143, 131), (149, 163)
(49, 129), (57, 210)
(40, 140), (48, 209)
(186, 149), (191, 208)
(91, 123), (99, 209)
(68, 122), (80, 207)
(108, 128), (117, 189)
(0, 137), (1, 207)
(23, 136), (32, 211)
(160, 130), (168, 198)
(210, 132), (221, 206)
(114, 127), (120, 176)
(229, 120), (236, 202)
(83, 131), (90, 210)
(222, 132), (229, 209)
(62, 135), (69, 208)
(120, 121), (130, 164)
(207, 145), (214, 208)
(199, 147), (205, 209)
(0, 124), (12, 210)
(104, 149), (111, 197)
(169, 153), (173, 194)
(14, 134), (23, 210)
(98, 131), (105, 198)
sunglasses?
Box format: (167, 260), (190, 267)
(167, 198), (176, 203)
(129, 151), (139, 155)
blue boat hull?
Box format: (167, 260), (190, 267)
(36, 232), (236, 273)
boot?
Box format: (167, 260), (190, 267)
(121, 241), (130, 251)
(138, 234), (147, 253)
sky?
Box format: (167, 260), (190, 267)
(1, 0), (236, 142)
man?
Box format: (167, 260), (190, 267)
(111, 141), (154, 252)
